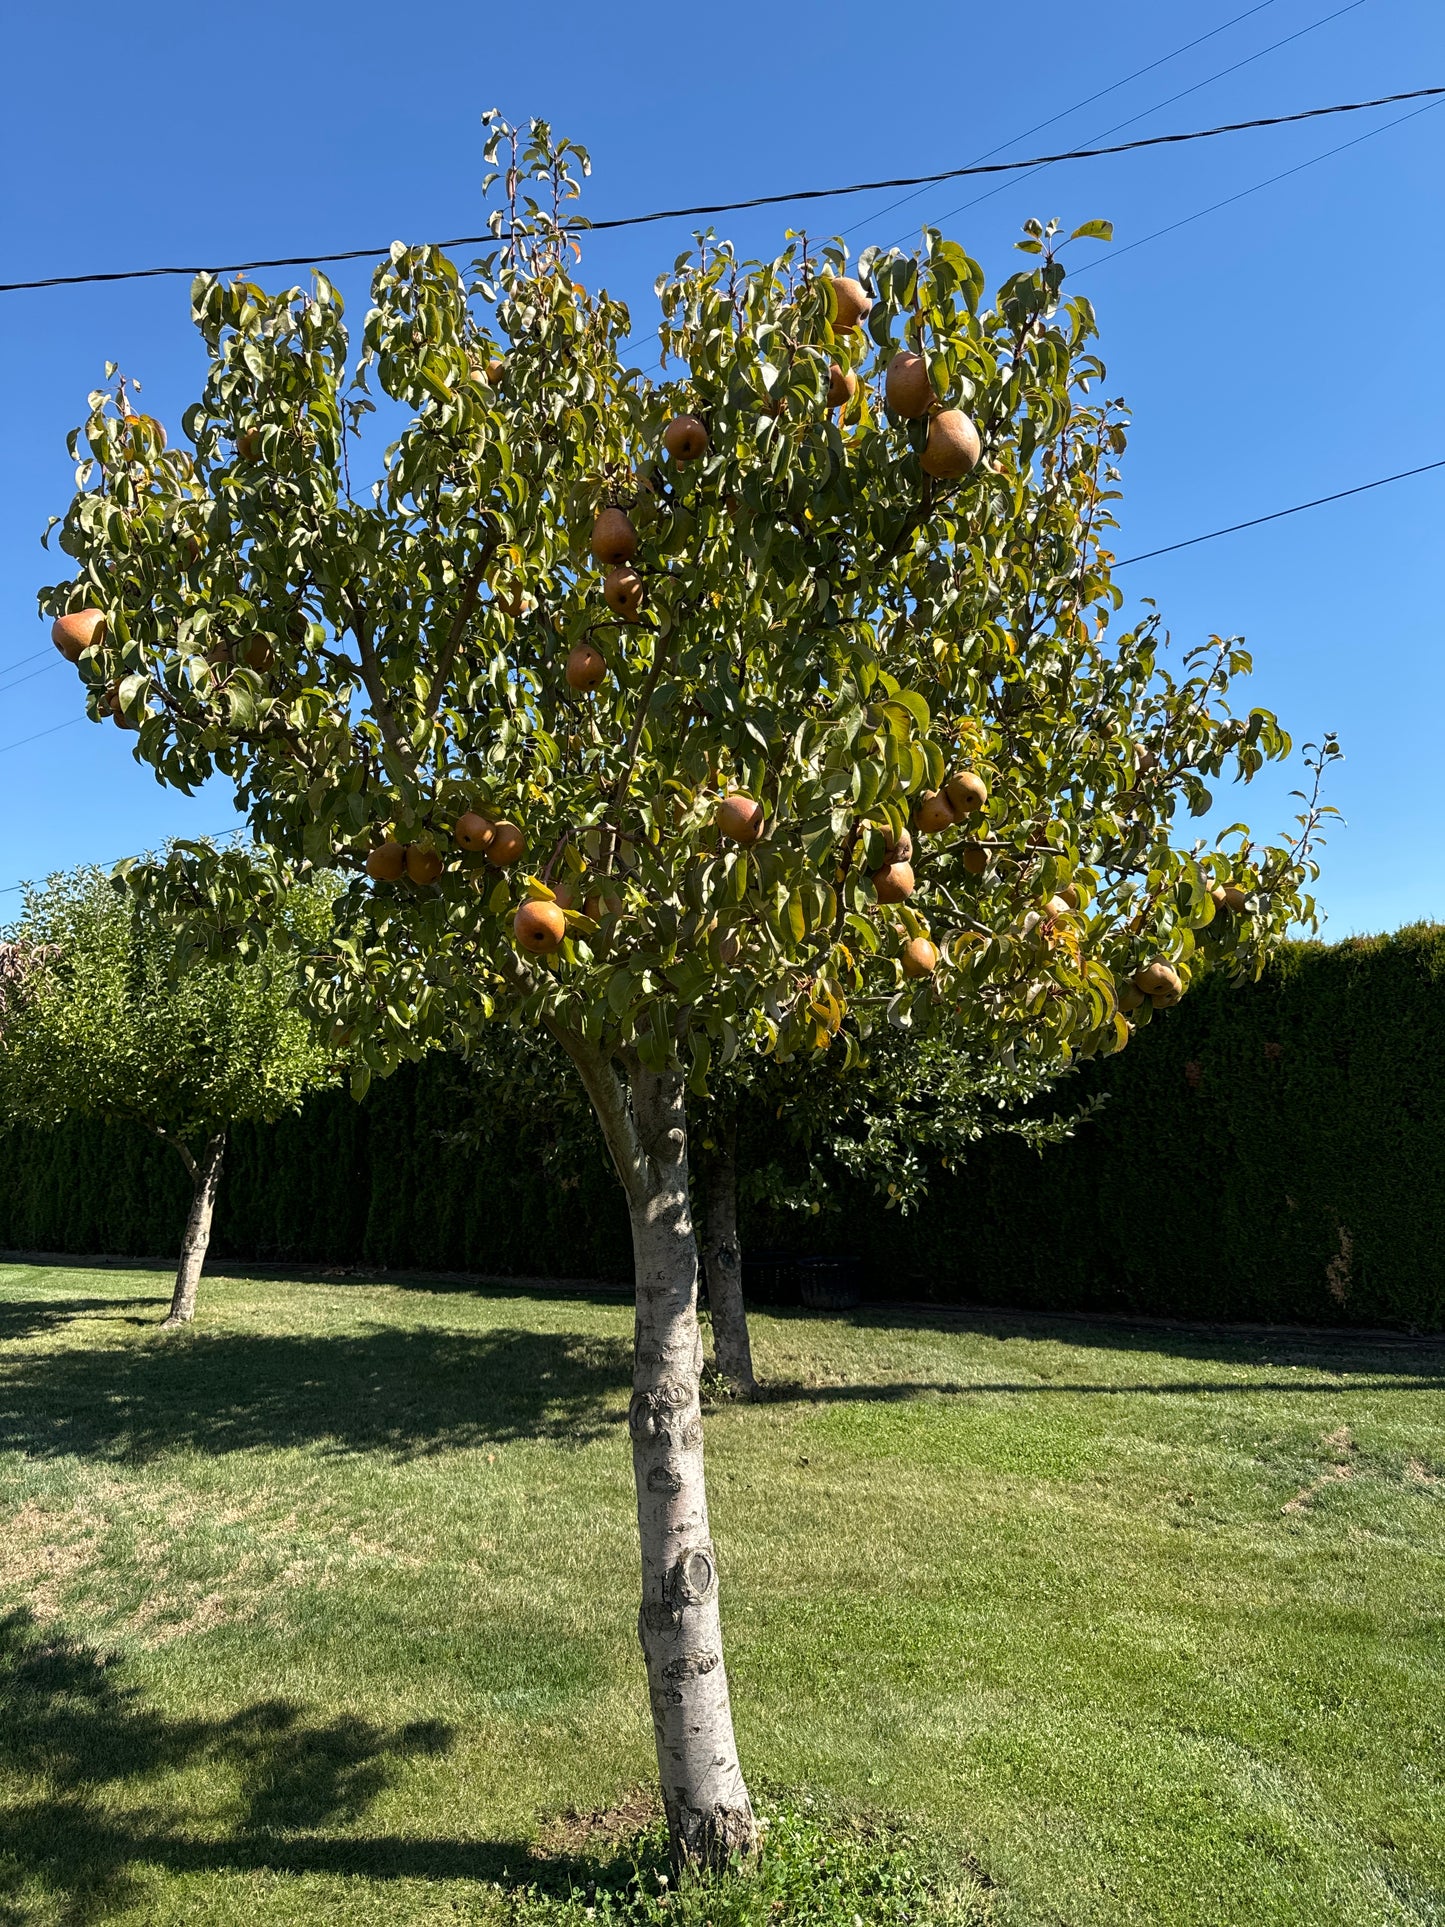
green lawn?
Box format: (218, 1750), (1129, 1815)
(0, 1263), (1441, 1926)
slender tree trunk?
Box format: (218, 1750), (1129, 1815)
(160, 1132), (226, 1329)
(555, 1028), (757, 1871)
(699, 1112), (756, 1397)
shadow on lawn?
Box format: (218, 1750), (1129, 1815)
(0, 1296), (161, 1347)
(0, 1608), (623, 1924)
(0, 1324), (631, 1463)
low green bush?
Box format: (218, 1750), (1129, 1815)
(501, 1797), (990, 1926)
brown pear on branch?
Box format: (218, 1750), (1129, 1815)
(514, 900), (567, 955)
(405, 846), (443, 886)
(872, 862), (915, 904)
(592, 508), (637, 566)
(825, 276), (872, 330)
(827, 364), (857, 409)
(454, 812), (495, 853)
(914, 791), (956, 835)
(366, 841), (407, 882)
(486, 822), (526, 868)
(662, 415), (708, 461)
(901, 937), (937, 978)
(885, 351), (933, 420)
(921, 411), (981, 480)
(883, 828), (913, 866)
(960, 842), (989, 876)
(52, 610), (105, 661)
(565, 642), (607, 692)
(945, 770), (988, 816)
(717, 794), (764, 845)
(603, 567), (645, 621)
(1133, 961), (1181, 1001)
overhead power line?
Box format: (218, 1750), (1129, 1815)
(1114, 459), (1445, 567)
(1, 86), (1440, 297)
(849, 0), (1289, 236)
(889, 0), (1368, 244)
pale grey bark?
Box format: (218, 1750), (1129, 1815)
(699, 1114), (756, 1397)
(160, 1132), (225, 1328)
(551, 1024), (757, 1870)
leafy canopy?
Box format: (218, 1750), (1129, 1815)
(0, 866), (337, 1144)
(41, 114), (1332, 1096)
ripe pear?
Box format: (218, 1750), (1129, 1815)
(914, 790), (957, 835)
(827, 364), (857, 409)
(51, 609), (105, 661)
(1133, 960), (1181, 1000)
(565, 642), (607, 692)
(603, 566), (644, 620)
(717, 793), (764, 845)
(662, 414), (709, 461)
(884, 827), (913, 866)
(826, 276), (872, 331)
(514, 900), (567, 955)
(405, 846), (443, 886)
(1214, 884), (1249, 912)
(486, 822), (526, 868)
(944, 770), (988, 815)
(902, 937), (938, 978)
(366, 842), (407, 882)
(454, 811), (495, 853)
(1117, 982), (1146, 1012)
(960, 842), (989, 876)
(591, 508), (637, 567)
(1044, 894), (1072, 921)
(921, 410), (981, 480)
(885, 351), (933, 420)
(872, 862), (915, 904)
(237, 427), (263, 462)
(242, 634), (273, 671)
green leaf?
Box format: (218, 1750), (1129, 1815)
(1069, 219), (1114, 243)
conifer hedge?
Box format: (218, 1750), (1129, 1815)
(3, 926), (1440, 1329)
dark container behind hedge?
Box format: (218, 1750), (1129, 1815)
(2, 926), (1441, 1329)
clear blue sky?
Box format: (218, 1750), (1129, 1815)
(2, 0), (1440, 933)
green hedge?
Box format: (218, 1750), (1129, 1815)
(2, 926), (1441, 1330)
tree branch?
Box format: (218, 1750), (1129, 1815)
(343, 589), (414, 772)
(424, 535), (499, 724)
(148, 1122), (199, 1183)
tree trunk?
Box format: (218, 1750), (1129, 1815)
(161, 1132), (225, 1329)
(555, 1029), (757, 1871)
(699, 1113), (756, 1397)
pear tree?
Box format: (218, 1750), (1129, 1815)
(0, 864), (336, 1326)
(40, 114), (1331, 1867)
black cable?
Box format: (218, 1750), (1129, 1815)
(0, 659), (64, 701)
(1113, 459), (1445, 567)
(888, 0), (1368, 245)
(846, 0), (1287, 237)
(1, 85), (1439, 297)
(1077, 92), (1445, 278)
(0, 716), (84, 758)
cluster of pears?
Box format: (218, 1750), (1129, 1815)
(713, 784), (940, 981)
(583, 413), (711, 651)
(366, 810), (526, 887)
(823, 274), (981, 480)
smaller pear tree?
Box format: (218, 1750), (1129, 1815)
(0, 863), (337, 1326)
(694, 1027), (1093, 1393)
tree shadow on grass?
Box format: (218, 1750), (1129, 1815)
(0, 1608), (477, 1924)
(0, 1325), (631, 1464)
(0, 1297), (163, 1346)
